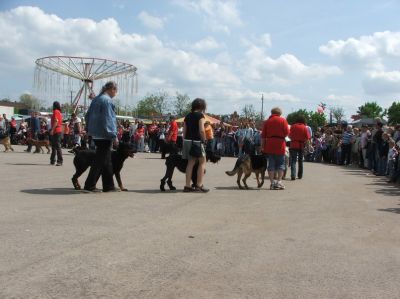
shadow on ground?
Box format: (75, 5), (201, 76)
(377, 208), (400, 214)
(7, 163), (49, 166)
(21, 188), (81, 195)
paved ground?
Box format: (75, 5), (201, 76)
(0, 145), (399, 298)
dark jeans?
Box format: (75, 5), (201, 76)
(289, 149), (304, 179)
(84, 139), (115, 191)
(341, 143), (352, 165)
(50, 133), (63, 164)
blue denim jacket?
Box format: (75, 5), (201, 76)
(85, 93), (117, 140)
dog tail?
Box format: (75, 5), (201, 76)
(225, 158), (243, 176)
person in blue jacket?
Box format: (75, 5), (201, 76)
(84, 81), (118, 192)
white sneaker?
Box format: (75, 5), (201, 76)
(275, 182), (285, 190)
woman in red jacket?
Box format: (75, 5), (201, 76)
(288, 115), (310, 180)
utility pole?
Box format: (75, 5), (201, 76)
(70, 90), (73, 116)
(261, 93), (264, 120)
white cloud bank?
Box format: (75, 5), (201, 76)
(138, 11), (165, 30)
(0, 5), (345, 113)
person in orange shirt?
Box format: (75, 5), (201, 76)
(204, 121), (214, 153)
(261, 107), (289, 190)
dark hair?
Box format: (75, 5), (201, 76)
(191, 98), (206, 113)
(53, 101), (61, 111)
(100, 81), (118, 95)
(295, 115), (306, 124)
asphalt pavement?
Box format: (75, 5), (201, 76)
(0, 146), (399, 298)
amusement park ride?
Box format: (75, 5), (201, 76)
(34, 56), (138, 114)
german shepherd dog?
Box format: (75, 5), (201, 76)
(160, 151), (221, 191)
(226, 154), (267, 189)
(71, 142), (136, 191)
(0, 136), (14, 152)
(29, 139), (51, 154)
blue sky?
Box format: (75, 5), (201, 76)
(0, 0), (399, 117)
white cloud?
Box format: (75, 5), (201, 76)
(326, 94), (362, 107)
(0, 6), (241, 112)
(173, 0), (242, 34)
(192, 37), (222, 51)
(259, 33), (272, 48)
(138, 11), (165, 30)
(363, 70), (400, 95)
(242, 45), (342, 84)
(319, 31), (400, 70)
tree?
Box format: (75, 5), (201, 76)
(19, 93), (40, 110)
(136, 92), (169, 118)
(357, 101), (384, 118)
(241, 104), (258, 120)
(330, 106), (345, 124)
(387, 101), (400, 125)
(308, 111), (326, 131)
(0, 98), (11, 102)
(173, 92), (191, 117)
(286, 109), (309, 125)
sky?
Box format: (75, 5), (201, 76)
(0, 0), (399, 118)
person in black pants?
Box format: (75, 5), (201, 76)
(50, 101), (63, 166)
(84, 81), (119, 193)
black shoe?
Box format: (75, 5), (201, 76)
(56, 162), (63, 166)
(183, 186), (195, 192)
(291, 177), (295, 181)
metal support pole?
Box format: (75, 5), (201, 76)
(261, 93), (264, 120)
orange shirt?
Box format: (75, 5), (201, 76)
(51, 109), (63, 134)
(261, 114), (289, 155)
(205, 125), (213, 140)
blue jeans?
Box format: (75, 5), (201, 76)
(289, 149), (303, 179)
(267, 154), (285, 172)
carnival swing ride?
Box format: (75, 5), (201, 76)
(34, 56), (138, 114)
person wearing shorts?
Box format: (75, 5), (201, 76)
(182, 98), (208, 193)
(261, 107), (289, 190)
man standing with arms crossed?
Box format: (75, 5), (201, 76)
(261, 107), (290, 190)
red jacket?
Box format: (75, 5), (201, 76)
(289, 123), (310, 150)
(51, 110), (63, 134)
(261, 114), (289, 155)
(167, 120), (178, 142)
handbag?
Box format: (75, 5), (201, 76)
(189, 140), (202, 157)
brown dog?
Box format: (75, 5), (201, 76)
(0, 136), (14, 152)
(29, 139), (51, 154)
(226, 155), (266, 189)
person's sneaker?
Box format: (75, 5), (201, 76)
(194, 185), (209, 193)
(56, 162), (62, 166)
(50, 162), (55, 165)
(291, 177), (296, 181)
(270, 182), (276, 190)
(275, 182), (285, 190)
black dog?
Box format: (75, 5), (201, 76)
(159, 141), (179, 159)
(160, 151), (221, 191)
(71, 142), (136, 191)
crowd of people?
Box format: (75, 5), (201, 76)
(305, 122), (400, 183)
(1, 80), (400, 192)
